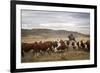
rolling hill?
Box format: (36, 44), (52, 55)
(21, 29), (89, 38)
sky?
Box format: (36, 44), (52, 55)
(21, 10), (90, 34)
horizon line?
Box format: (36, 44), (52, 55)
(21, 28), (90, 35)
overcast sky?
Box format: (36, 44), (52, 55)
(21, 10), (90, 34)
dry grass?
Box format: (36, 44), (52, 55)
(21, 49), (90, 63)
(22, 36), (89, 43)
(21, 36), (90, 63)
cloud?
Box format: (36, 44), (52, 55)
(21, 10), (90, 34)
(39, 23), (76, 28)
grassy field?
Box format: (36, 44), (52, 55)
(21, 36), (90, 63)
(22, 36), (89, 43)
(21, 49), (90, 63)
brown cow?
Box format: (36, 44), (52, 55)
(32, 41), (53, 55)
(86, 40), (90, 51)
(57, 40), (67, 52)
(65, 40), (70, 50)
(77, 42), (80, 48)
(72, 41), (76, 49)
(21, 43), (33, 57)
(52, 41), (58, 49)
(80, 40), (86, 50)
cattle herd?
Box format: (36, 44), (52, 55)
(21, 39), (90, 57)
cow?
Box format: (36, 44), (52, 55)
(52, 41), (58, 48)
(32, 41), (53, 55)
(21, 43), (33, 57)
(77, 42), (80, 48)
(80, 40), (86, 50)
(51, 41), (58, 52)
(85, 40), (90, 51)
(72, 42), (76, 49)
(64, 40), (70, 50)
(42, 41), (53, 53)
(66, 40), (70, 46)
(56, 40), (67, 53)
(32, 42), (40, 55)
(21, 39), (90, 57)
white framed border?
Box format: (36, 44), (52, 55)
(16, 4), (95, 69)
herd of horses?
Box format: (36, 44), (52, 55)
(21, 39), (90, 57)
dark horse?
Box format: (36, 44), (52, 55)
(68, 34), (76, 41)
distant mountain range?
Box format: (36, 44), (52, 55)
(21, 29), (89, 38)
